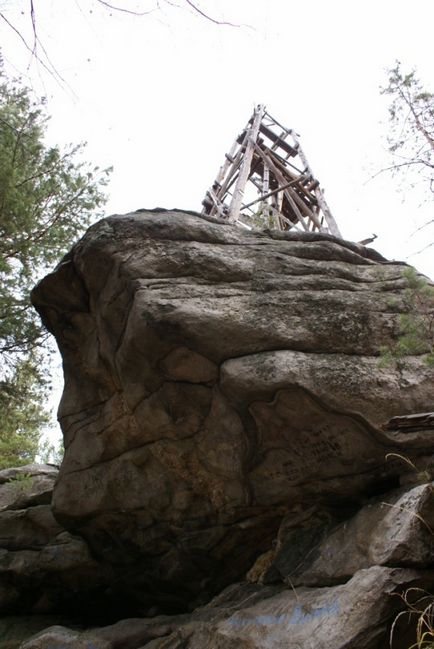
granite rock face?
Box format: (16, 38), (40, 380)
(0, 463), (111, 619)
(17, 210), (434, 649)
(25, 209), (434, 646)
(18, 568), (434, 649)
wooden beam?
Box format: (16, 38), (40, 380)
(242, 175), (308, 210)
(253, 144), (309, 231)
(258, 123), (298, 157)
(290, 131), (341, 237)
(228, 105), (265, 222)
(287, 185), (323, 230)
(215, 137), (239, 186)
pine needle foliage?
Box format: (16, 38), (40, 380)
(0, 60), (111, 468)
(381, 267), (434, 367)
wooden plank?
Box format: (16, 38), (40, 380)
(263, 110), (292, 137)
(213, 150), (243, 205)
(287, 185), (323, 230)
(242, 175), (307, 210)
(382, 412), (434, 431)
(215, 137), (240, 186)
(259, 123), (298, 157)
(217, 127), (250, 197)
(291, 176), (320, 204)
(206, 188), (227, 218)
(272, 206), (302, 230)
(228, 105), (265, 222)
(305, 178), (320, 191)
(266, 146), (303, 175)
(253, 144), (309, 231)
(274, 190), (284, 225)
(202, 125), (251, 217)
(290, 131), (341, 237)
(260, 163), (271, 221)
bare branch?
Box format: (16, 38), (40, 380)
(397, 80), (434, 152)
(0, 11), (34, 57)
(95, 0), (156, 15)
(30, 0), (37, 56)
(366, 159), (434, 185)
(412, 218), (434, 237)
(1, 0), (243, 98)
(183, 0), (240, 26)
(0, 11), (69, 90)
(409, 240), (434, 256)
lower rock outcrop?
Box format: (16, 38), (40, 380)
(16, 568), (434, 649)
(11, 480), (434, 648)
(14, 209), (434, 647)
(0, 464), (111, 622)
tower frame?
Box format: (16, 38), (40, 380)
(202, 105), (341, 237)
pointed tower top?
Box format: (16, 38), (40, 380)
(202, 105), (341, 237)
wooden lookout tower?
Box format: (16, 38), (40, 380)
(202, 105), (341, 237)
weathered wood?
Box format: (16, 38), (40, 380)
(287, 185), (323, 230)
(253, 144), (309, 231)
(205, 188), (227, 218)
(242, 175), (307, 210)
(382, 412), (434, 431)
(215, 138), (239, 186)
(202, 132), (248, 218)
(259, 122), (297, 157)
(260, 163), (271, 221)
(211, 152), (243, 204)
(228, 105), (265, 222)
(290, 130), (341, 237)
(263, 110), (292, 136)
(201, 106), (341, 236)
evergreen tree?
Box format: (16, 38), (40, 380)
(0, 61), (111, 468)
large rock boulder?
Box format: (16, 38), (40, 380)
(31, 209), (434, 620)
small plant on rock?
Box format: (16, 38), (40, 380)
(7, 472), (33, 493)
(381, 267), (434, 366)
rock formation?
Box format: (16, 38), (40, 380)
(0, 463), (114, 647)
(10, 209), (434, 648)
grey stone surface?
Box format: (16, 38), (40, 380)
(19, 568), (433, 649)
(30, 210), (434, 611)
(0, 617), (75, 649)
(0, 464), (57, 513)
(0, 464), (111, 616)
(22, 209), (434, 648)
(249, 482), (434, 587)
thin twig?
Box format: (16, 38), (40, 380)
(409, 241), (434, 257)
(0, 12), (68, 90)
(183, 0), (240, 26)
(30, 0), (37, 56)
(95, 0), (156, 15)
(411, 218), (434, 237)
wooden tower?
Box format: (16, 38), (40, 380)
(202, 105), (341, 237)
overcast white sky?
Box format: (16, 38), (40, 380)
(1, 0), (433, 277)
(1, 0), (434, 444)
